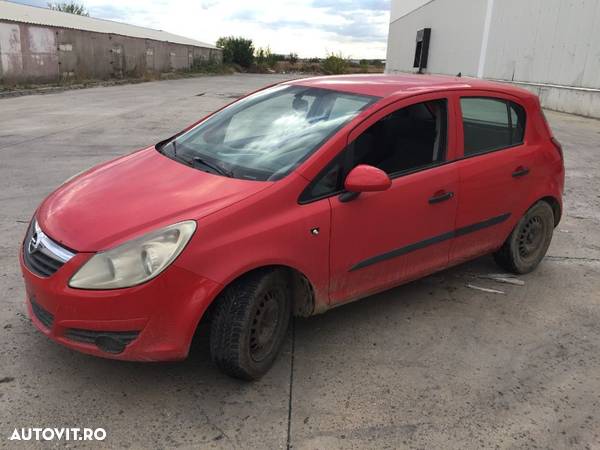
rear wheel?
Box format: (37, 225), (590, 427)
(493, 201), (555, 274)
(210, 269), (291, 380)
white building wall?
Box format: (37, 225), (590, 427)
(386, 0), (488, 78)
(390, 0), (433, 22)
(386, 0), (600, 118)
(483, 0), (600, 89)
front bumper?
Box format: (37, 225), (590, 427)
(20, 249), (222, 361)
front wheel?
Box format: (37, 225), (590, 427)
(210, 269), (291, 380)
(493, 201), (555, 274)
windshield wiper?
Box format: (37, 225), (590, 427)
(193, 157), (233, 177)
(159, 140), (232, 177)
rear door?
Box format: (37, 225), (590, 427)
(450, 92), (536, 263)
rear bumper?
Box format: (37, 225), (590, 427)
(20, 249), (222, 361)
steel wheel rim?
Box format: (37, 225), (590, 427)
(518, 215), (545, 260)
(249, 290), (281, 362)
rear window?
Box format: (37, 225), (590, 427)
(460, 97), (526, 156)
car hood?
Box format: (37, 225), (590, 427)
(37, 147), (272, 252)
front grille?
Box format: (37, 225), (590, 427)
(23, 245), (64, 277)
(31, 299), (54, 329)
(22, 220), (75, 278)
(65, 329), (140, 346)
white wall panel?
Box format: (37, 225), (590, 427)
(390, 0), (434, 22)
(387, 0), (600, 89)
(386, 0), (488, 76)
(483, 0), (600, 89)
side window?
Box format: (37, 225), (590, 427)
(307, 160), (343, 199)
(460, 97), (526, 156)
(348, 99), (447, 176)
(298, 154), (344, 203)
(299, 99), (448, 203)
(510, 102), (526, 144)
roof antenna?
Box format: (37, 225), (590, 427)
(456, 72), (462, 77)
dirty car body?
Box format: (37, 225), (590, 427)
(20, 74), (565, 379)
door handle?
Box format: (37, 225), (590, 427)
(512, 166), (530, 178)
(429, 191), (454, 204)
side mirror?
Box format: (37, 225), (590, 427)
(345, 164), (391, 192)
(340, 165), (391, 202)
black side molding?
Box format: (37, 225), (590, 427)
(349, 213), (511, 272)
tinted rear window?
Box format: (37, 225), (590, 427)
(461, 97), (526, 156)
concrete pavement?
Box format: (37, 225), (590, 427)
(0, 74), (599, 449)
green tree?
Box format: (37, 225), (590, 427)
(255, 47), (266, 65)
(216, 36), (255, 68)
(263, 47), (277, 69)
(289, 52), (298, 65)
(321, 52), (348, 75)
(48, 2), (89, 15)
(254, 47), (278, 71)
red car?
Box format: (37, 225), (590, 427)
(20, 74), (564, 380)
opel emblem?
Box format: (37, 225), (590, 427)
(29, 231), (41, 254)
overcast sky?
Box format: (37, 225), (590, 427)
(11, 0), (390, 58)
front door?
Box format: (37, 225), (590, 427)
(327, 95), (460, 304)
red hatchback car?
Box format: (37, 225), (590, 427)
(20, 74), (564, 380)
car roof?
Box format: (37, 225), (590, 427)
(287, 73), (535, 100)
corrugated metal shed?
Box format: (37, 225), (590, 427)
(0, 0), (217, 48)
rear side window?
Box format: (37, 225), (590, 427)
(510, 103), (526, 144)
(461, 97), (526, 156)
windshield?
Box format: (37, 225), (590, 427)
(158, 85), (379, 181)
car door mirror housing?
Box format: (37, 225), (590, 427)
(344, 165), (392, 193)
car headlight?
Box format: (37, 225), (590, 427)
(69, 220), (196, 290)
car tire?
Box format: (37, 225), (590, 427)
(493, 201), (555, 274)
(210, 268), (291, 380)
